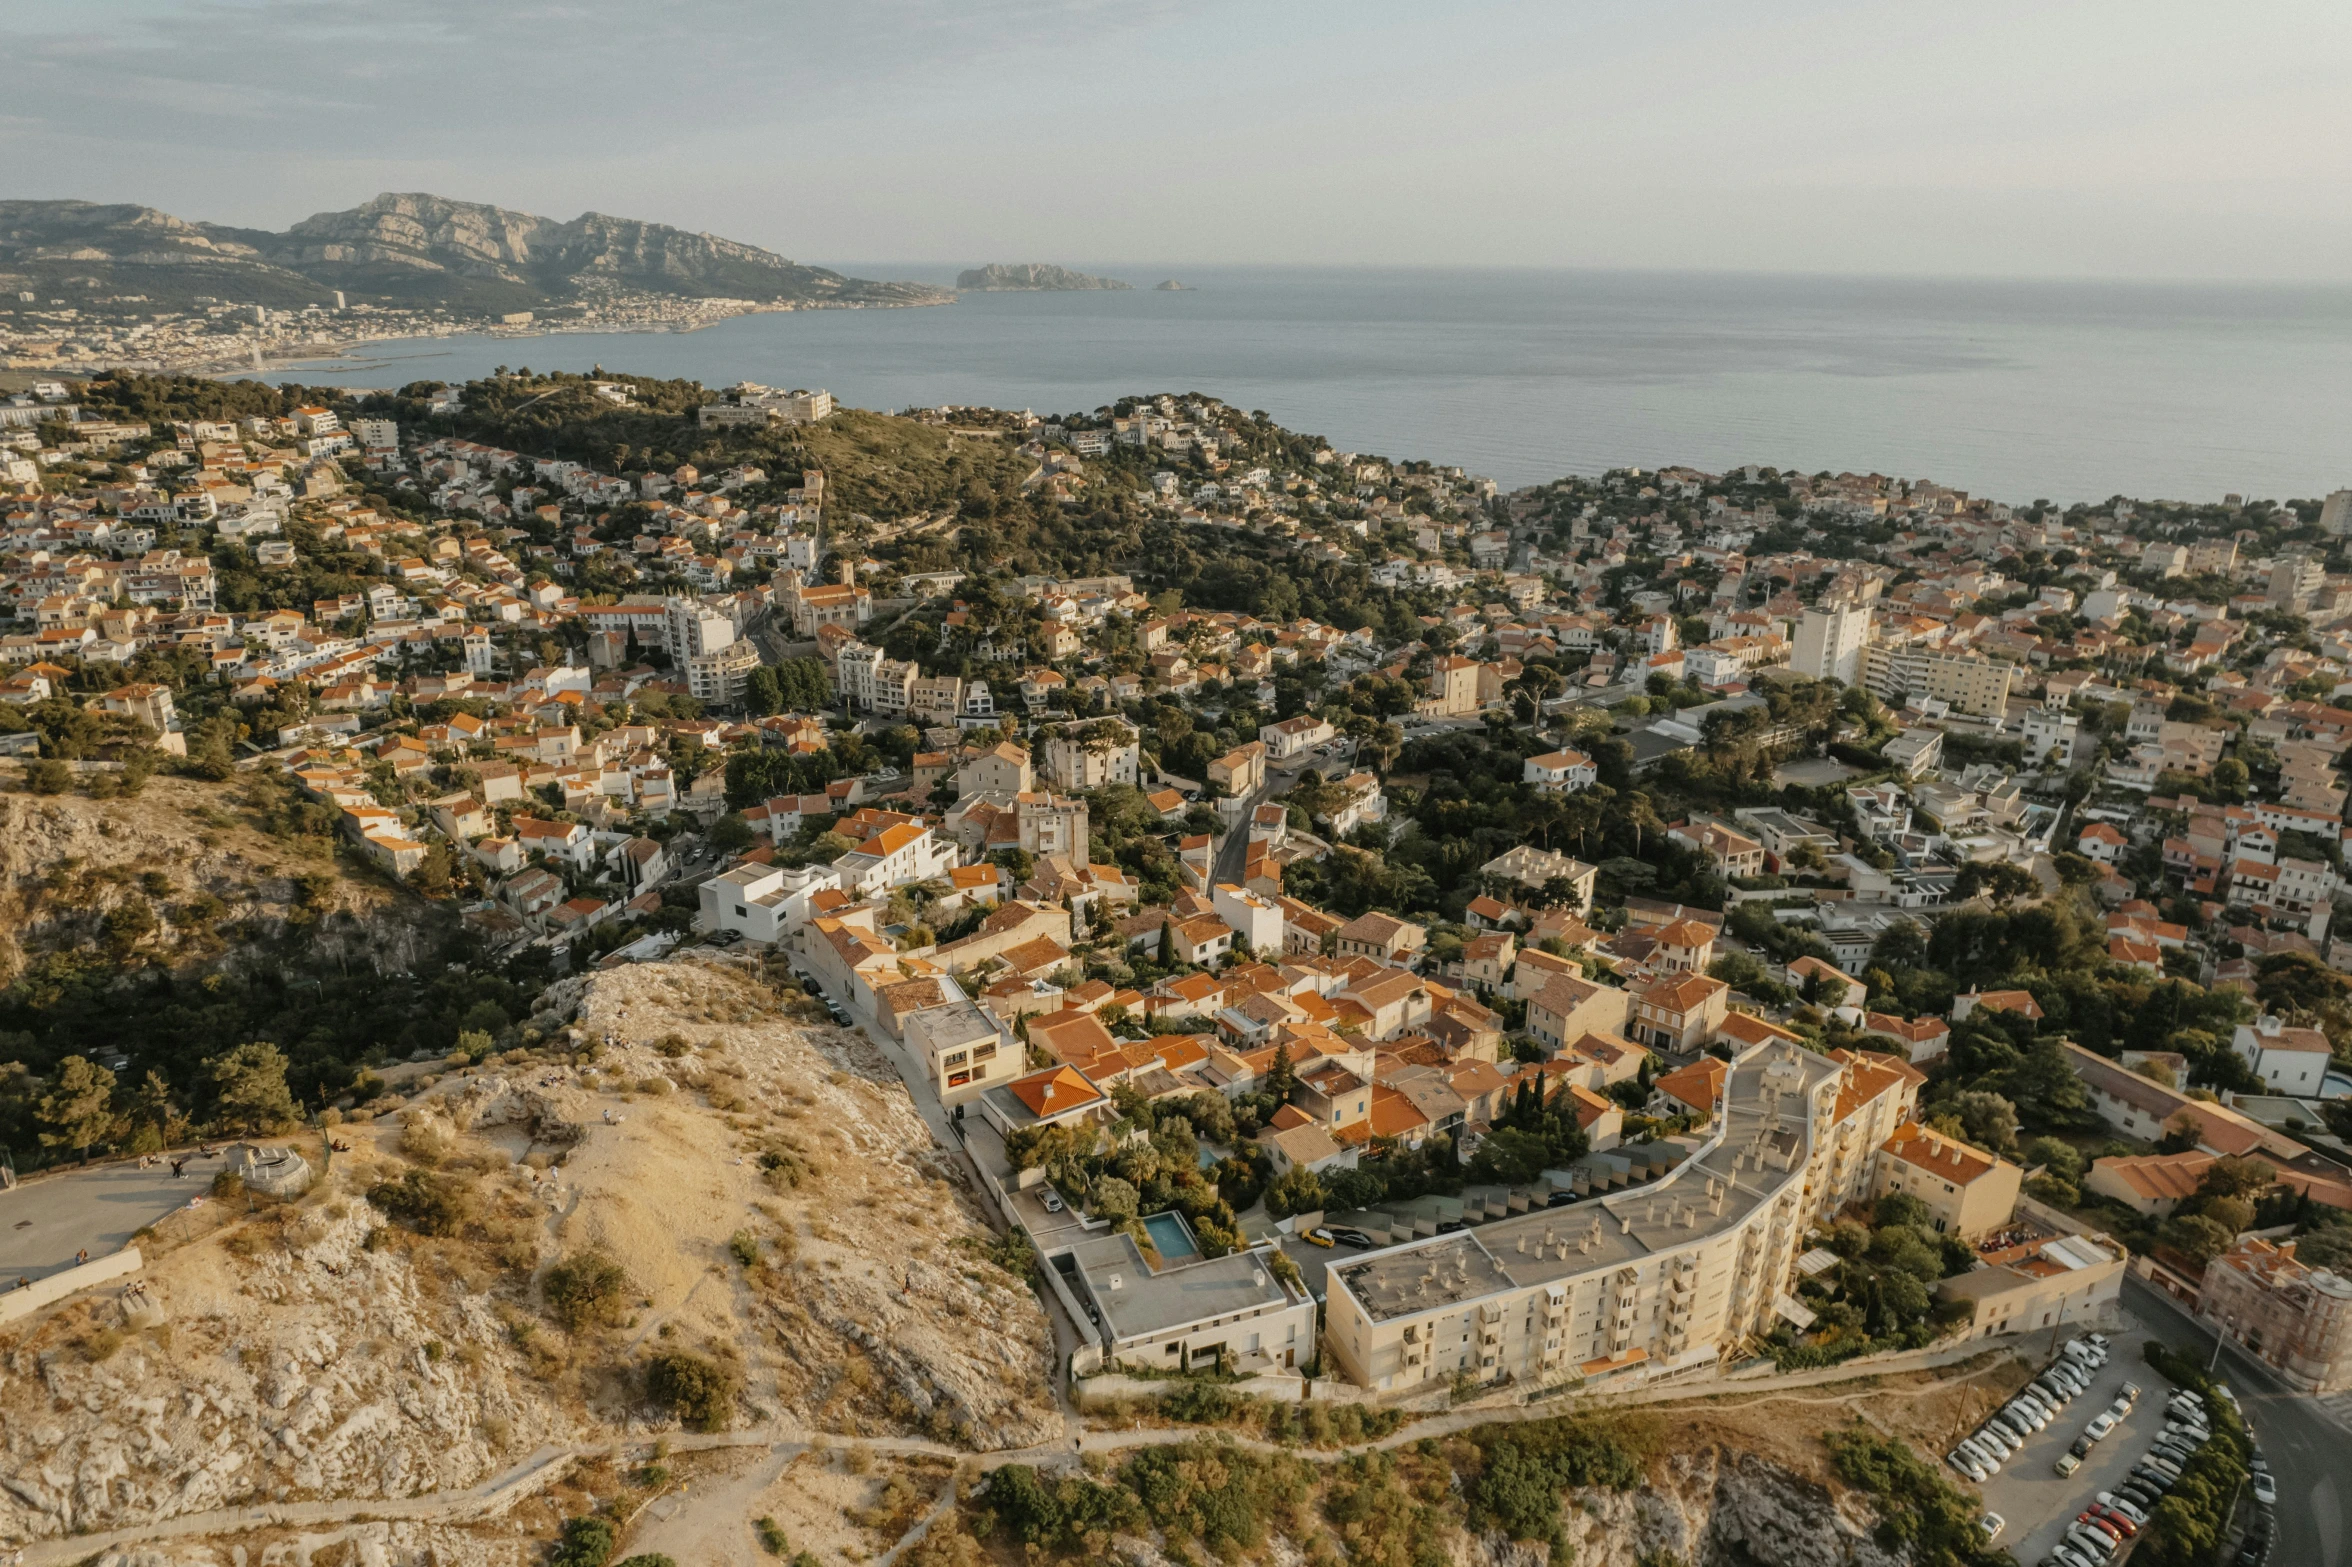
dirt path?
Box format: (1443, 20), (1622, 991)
(622, 1442), (803, 1567)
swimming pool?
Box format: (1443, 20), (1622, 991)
(1141, 1210), (1199, 1262)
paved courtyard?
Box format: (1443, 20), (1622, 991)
(0, 1157), (219, 1283)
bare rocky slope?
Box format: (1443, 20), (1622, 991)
(0, 956), (1057, 1552)
(0, 775), (432, 986)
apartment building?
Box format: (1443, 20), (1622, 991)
(1324, 1043), (1901, 1393)
(1041, 721), (1140, 788)
(2196, 1236), (2352, 1394)
(1791, 603), (1869, 684)
(1861, 644), (2014, 716)
(1873, 1122), (2022, 1239)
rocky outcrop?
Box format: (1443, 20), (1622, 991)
(1561, 1447), (1903, 1567)
(0, 1205), (582, 1546)
(956, 262), (1131, 291)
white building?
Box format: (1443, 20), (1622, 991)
(2233, 1016), (2334, 1097)
(1791, 603), (1869, 685)
(1523, 748), (1597, 793)
(1211, 882), (1285, 956)
(697, 862), (843, 943)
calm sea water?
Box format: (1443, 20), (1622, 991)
(272, 266), (2352, 505)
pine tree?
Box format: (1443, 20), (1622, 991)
(37, 1056), (117, 1163)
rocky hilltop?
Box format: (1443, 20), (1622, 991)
(0, 195), (950, 314)
(0, 956), (1058, 1555)
(956, 262), (1131, 291)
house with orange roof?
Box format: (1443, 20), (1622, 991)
(1335, 1083), (1433, 1148)
(1650, 1058), (1729, 1124)
(1259, 1103), (1353, 1175)
(2077, 821), (2129, 863)
(1149, 969), (1231, 1022)
(1029, 1007), (1120, 1071)
(1952, 988), (2044, 1024)
(1874, 1122), (2021, 1239)
(1525, 971), (1633, 1053)
(1630, 973), (1729, 1053)
(1295, 1057), (1374, 1129)
(1859, 1011), (1952, 1064)
(1562, 1030), (1648, 1086)
(1785, 954), (1863, 1002)
(981, 1063), (1106, 1134)
(1650, 919), (1716, 975)
(2084, 1150), (2216, 1218)
(1717, 1010), (1806, 1052)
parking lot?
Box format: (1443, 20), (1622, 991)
(1971, 1322), (2175, 1563)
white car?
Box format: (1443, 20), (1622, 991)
(2096, 1492), (2148, 1525)
(2253, 1472), (2278, 1505)
(1949, 1447), (1988, 1482)
(2084, 1412), (2116, 1441)
(1040, 1190), (1064, 1213)
(1980, 1513), (2005, 1543)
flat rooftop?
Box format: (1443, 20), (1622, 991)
(1334, 1044), (1837, 1322)
(1069, 1231), (1296, 1341)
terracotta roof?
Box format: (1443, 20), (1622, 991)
(1005, 1065), (1103, 1119)
(2090, 1151), (2216, 1203)
(1653, 1057), (1727, 1114)
(1880, 1121), (2002, 1186)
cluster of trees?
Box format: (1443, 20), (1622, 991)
(1774, 1191), (1977, 1369)
(0, 917), (545, 1172)
(2136, 1343), (2256, 1567)
(979, 1438), (1312, 1561)
(1463, 1413), (1653, 1554)
(1, 1041), (303, 1167)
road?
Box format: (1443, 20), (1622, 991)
(2126, 1275), (2342, 1567)
(0, 1155), (226, 1283)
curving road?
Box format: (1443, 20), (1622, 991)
(2125, 1275), (2342, 1567)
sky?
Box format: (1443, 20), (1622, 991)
(7, 0), (2351, 281)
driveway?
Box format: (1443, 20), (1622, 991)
(0, 1157), (218, 1282)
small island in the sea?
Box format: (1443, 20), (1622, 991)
(1154, 279), (1193, 291)
(956, 262), (1130, 291)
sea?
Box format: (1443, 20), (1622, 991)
(268, 265), (2352, 507)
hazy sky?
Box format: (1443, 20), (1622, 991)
(9, 0), (2351, 280)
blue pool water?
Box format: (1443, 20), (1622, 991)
(1142, 1210), (1199, 1261)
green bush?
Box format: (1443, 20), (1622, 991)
(982, 1463), (1141, 1552)
(366, 1169), (476, 1236)
(1320, 1449), (1451, 1567)
(1463, 1413), (1653, 1550)
(645, 1349), (739, 1431)
(542, 1250), (632, 1332)
(1824, 1429), (2001, 1567)
(549, 1517), (614, 1567)
(754, 1517), (789, 1556)
(614, 1557), (675, 1567)
(1120, 1437), (1313, 1557)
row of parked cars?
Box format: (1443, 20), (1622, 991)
(2037, 1385), (2223, 1567)
(1946, 1332), (2113, 1487)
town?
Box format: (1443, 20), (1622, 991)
(3, 366), (2348, 1567)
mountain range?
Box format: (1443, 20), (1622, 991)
(0, 193), (950, 314)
